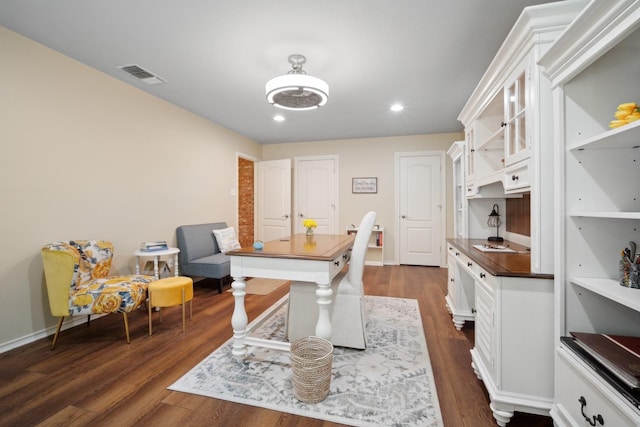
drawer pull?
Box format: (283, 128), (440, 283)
(467, 262), (472, 267)
(334, 260), (341, 267)
(455, 252), (460, 256)
(512, 174), (519, 181)
(479, 272), (486, 279)
(578, 396), (604, 426)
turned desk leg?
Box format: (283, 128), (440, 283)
(315, 282), (333, 340)
(231, 276), (248, 359)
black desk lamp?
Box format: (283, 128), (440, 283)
(487, 204), (504, 242)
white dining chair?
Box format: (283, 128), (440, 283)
(285, 211), (377, 349)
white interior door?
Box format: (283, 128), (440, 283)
(397, 152), (444, 266)
(294, 156), (338, 234)
(257, 159), (291, 241)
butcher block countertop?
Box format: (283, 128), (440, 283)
(447, 238), (554, 280)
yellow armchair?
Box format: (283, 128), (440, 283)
(41, 240), (154, 349)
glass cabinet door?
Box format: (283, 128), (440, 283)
(504, 70), (528, 165)
(465, 128), (475, 180)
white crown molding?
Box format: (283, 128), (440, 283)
(539, 0), (640, 86)
(458, 0), (588, 126)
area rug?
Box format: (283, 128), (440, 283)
(226, 278), (290, 295)
(168, 294), (443, 426)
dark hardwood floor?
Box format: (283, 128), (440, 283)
(0, 266), (553, 426)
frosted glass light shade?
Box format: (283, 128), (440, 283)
(265, 73), (329, 111)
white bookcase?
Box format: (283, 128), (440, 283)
(346, 226), (383, 266)
(539, 1), (640, 425)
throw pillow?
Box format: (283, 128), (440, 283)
(212, 227), (241, 253)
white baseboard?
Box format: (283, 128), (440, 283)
(0, 314), (105, 354)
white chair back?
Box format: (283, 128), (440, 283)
(347, 211), (377, 290)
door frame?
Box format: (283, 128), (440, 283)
(394, 150), (446, 267)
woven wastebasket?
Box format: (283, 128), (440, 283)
(290, 336), (334, 403)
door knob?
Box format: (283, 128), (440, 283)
(401, 215), (407, 219)
(282, 214), (290, 219)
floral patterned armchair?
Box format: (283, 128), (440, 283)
(41, 240), (154, 349)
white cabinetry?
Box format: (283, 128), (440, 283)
(445, 243), (475, 330)
(347, 226), (383, 266)
(447, 141), (467, 239)
(539, 1), (640, 425)
(470, 272), (555, 427)
(471, 274), (553, 426)
(447, 239), (555, 426)
(457, 0), (585, 274)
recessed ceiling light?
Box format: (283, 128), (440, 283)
(390, 103), (404, 112)
(273, 114), (285, 122)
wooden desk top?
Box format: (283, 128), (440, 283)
(227, 234), (355, 261)
(447, 238), (553, 279)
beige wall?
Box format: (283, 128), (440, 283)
(1, 24), (463, 350)
(262, 133), (463, 264)
(0, 26), (261, 349)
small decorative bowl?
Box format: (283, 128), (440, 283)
(253, 241), (264, 250)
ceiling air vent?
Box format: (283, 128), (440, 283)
(116, 64), (165, 85)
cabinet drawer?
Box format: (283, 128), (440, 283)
(556, 347), (640, 427)
(473, 263), (494, 288)
(449, 246), (474, 273)
(330, 253), (349, 279)
(466, 183), (478, 198)
(504, 160), (530, 192)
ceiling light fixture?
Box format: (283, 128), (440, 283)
(273, 114), (285, 122)
(390, 103), (404, 112)
(266, 54), (329, 111)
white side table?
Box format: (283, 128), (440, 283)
(134, 247), (180, 280)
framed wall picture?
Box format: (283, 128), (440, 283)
(352, 177), (377, 194)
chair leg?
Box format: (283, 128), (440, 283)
(181, 288), (186, 333)
(51, 317), (65, 350)
(148, 291), (153, 336)
(122, 312), (131, 344)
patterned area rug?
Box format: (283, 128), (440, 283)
(168, 295), (443, 427)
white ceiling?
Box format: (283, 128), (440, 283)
(0, 0), (560, 144)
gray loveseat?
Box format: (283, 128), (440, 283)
(176, 222), (232, 293)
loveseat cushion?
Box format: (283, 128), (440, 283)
(180, 253), (230, 279)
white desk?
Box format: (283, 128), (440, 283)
(134, 247), (180, 280)
(227, 234), (354, 358)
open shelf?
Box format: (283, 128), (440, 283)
(571, 277), (640, 312)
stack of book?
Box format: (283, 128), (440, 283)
(570, 331), (640, 389)
(140, 241), (168, 252)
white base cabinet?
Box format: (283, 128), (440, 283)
(470, 272), (554, 426)
(447, 239), (555, 426)
(445, 243), (475, 330)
